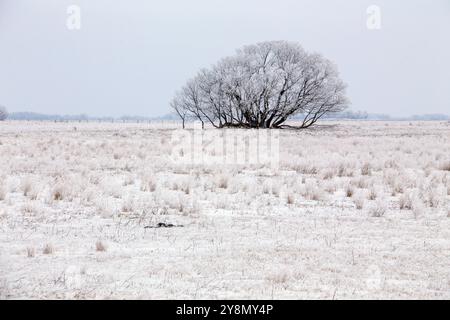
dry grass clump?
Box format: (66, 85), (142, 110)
(96, 240), (107, 252)
(321, 169), (336, 180)
(323, 181), (337, 194)
(121, 197), (135, 213)
(43, 244), (54, 255)
(21, 202), (37, 214)
(27, 247), (35, 258)
(368, 187), (378, 200)
(294, 162), (318, 175)
(391, 181), (404, 196)
(438, 161), (450, 171)
(20, 178), (33, 197)
(262, 180), (272, 194)
(271, 181), (281, 197)
(171, 178), (191, 194)
(286, 193), (295, 205)
(122, 175), (135, 186)
(337, 163), (354, 177)
(345, 185), (355, 198)
(353, 193), (365, 210)
(412, 199), (426, 219)
(215, 175), (229, 189)
(370, 199), (388, 217)
(399, 193), (413, 210)
(0, 185), (5, 201)
(361, 162), (371, 176)
(51, 183), (67, 201)
(140, 174), (157, 192)
(352, 177), (369, 189)
(420, 186), (445, 208)
(302, 181), (324, 201)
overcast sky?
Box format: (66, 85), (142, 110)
(0, 0), (449, 117)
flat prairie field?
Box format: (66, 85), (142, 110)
(0, 120), (449, 299)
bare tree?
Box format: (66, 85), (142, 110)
(0, 105), (8, 121)
(170, 96), (188, 129)
(171, 41), (349, 129)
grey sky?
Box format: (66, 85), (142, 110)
(0, 0), (449, 117)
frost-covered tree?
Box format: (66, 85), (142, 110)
(0, 105), (8, 121)
(171, 41), (349, 129)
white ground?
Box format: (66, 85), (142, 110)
(0, 120), (449, 299)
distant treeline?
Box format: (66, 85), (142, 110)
(6, 111), (450, 122)
(7, 112), (178, 122)
(319, 111), (449, 121)
(316, 111), (449, 121)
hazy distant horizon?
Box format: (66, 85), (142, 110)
(1, 0), (449, 118)
(5, 109), (449, 121)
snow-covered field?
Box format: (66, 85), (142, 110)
(0, 120), (449, 299)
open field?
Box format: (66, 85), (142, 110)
(0, 120), (449, 299)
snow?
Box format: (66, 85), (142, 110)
(0, 120), (449, 299)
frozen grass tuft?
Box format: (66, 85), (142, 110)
(370, 199), (388, 217)
(0, 185), (5, 201)
(354, 193), (365, 210)
(216, 175), (229, 189)
(438, 161), (450, 171)
(399, 193), (413, 210)
(27, 247), (35, 258)
(286, 193), (295, 205)
(368, 187), (378, 200)
(96, 241), (107, 252)
(140, 174), (157, 192)
(345, 185), (354, 198)
(302, 181), (324, 201)
(361, 162), (371, 176)
(43, 244), (54, 255)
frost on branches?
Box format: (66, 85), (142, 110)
(171, 41), (349, 129)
